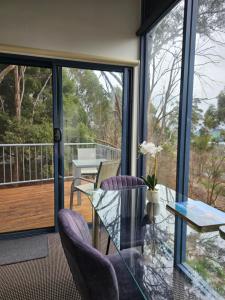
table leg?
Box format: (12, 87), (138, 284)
(73, 164), (81, 205)
(92, 207), (101, 249)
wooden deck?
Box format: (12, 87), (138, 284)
(0, 180), (92, 234)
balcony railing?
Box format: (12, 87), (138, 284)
(0, 143), (120, 185)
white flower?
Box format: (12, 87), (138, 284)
(139, 141), (163, 157)
(139, 141), (149, 155)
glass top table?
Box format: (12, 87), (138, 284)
(88, 185), (219, 300)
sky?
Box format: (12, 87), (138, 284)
(193, 31), (225, 113)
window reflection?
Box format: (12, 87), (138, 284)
(146, 1), (184, 190)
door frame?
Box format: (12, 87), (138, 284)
(0, 53), (134, 238)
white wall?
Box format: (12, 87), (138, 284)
(0, 0), (140, 62)
(0, 0), (140, 175)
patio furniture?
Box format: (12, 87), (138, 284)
(77, 148), (98, 176)
(58, 209), (143, 300)
(72, 158), (107, 205)
(100, 176), (145, 254)
(70, 160), (120, 208)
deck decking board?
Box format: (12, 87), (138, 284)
(0, 181), (92, 233)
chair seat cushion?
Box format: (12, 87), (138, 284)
(108, 249), (144, 300)
(76, 183), (95, 194)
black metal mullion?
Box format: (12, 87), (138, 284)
(174, 0), (198, 266)
(57, 66), (64, 212)
(137, 34), (148, 178)
(0, 52), (127, 73)
(122, 68), (133, 175)
(53, 64), (59, 231)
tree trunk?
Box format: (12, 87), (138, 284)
(14, 66), (21, 121)
(0, 65), (15, 84)
(14, 66), (26, 122)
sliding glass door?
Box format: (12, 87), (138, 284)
(0, 64), (55, 234)
(0, 57), (132, 237)
(62, 67), (123, 222)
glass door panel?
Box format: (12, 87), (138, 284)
(0, 64), (54, 233)
(62, 68), (122, 222)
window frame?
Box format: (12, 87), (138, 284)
(138, 0), (199, 271)
(0, 53), (134, 239)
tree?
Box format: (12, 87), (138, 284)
(67, 69), (121, 146)
(147, 0), (225, 147)
(203, 149), (225, 206)
(191, 98), (203, 132)
(217, 90), (225, 123)
(63, 69), (92, 143)
(204, 105), (219, 129)
(0, 65), (53, 143)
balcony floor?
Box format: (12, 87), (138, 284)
(0, 180), (92, 234)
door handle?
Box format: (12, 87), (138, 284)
(54, 128), (62, 142)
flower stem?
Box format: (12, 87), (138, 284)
(153, 155), (157, 190)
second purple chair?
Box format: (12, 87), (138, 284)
(100, 175), (146, 254)
(100, 175), (145, 190)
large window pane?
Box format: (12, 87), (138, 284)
(62, 68), (122, 222)
(0, 65), (54, 233)
(187, 0), (225, 296)
(146, 1), (184, 190)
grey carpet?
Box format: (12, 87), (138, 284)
(0, 235), (48, 266)
(0, 233), (81, 300)
(0, 230), (206, 300)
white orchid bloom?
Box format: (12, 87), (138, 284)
(139, 141), (149, 155)
(139, 141), (163, 157)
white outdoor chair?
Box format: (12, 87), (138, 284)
(77, 148), (98, 176)
(70, 160), (120, 208)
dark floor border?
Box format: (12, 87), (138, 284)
(0, 227), (55, 241)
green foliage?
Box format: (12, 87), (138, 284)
(204, 105), (219, 129)
(0, 66), (53, 143)
(192, 98), (203, 131)
(0, 65), (122, 147)
(2, 118), (52, 143)
(217, 89), (225, 123)
(62, 68), (121, 145)
(220, 130), (225, 142)
(187, 258), (225, 296)
(191, 132), (212, 153)
(141, 174), (158, 190)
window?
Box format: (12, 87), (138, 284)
(141, 0), (225, 297)
(186, 0), (225, 296)
(62, 68), (123, 216)
(145, 0), (184, 190)
(0, 64), (54, 233)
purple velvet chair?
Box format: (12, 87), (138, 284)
(100, 175), (145, 190)
(58, 209), (144, 300)
(100, 176), (145, 254)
